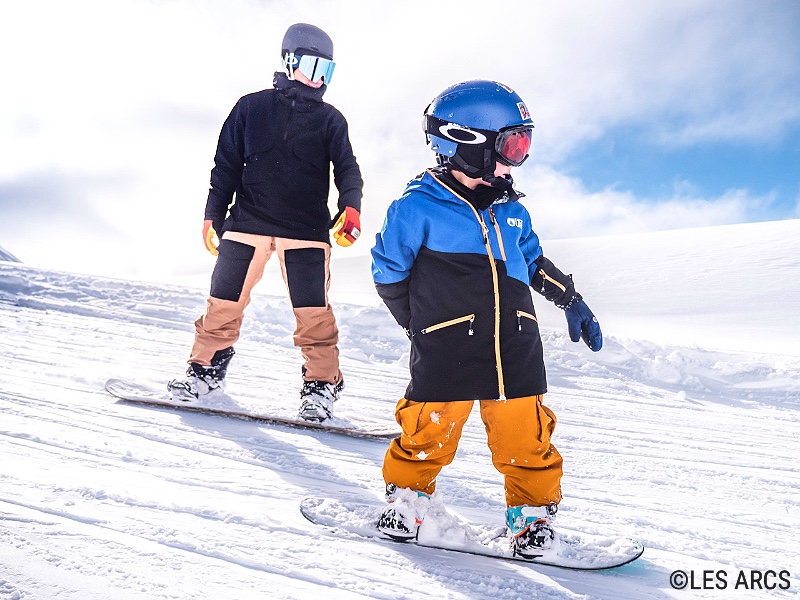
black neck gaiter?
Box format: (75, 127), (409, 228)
(433, 166), (512, 211)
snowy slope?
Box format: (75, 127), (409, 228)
(1, 220), (799, 600)
(316, 218), (800, 356)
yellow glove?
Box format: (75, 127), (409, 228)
(203, 220), (219, 256)
(331, 207), (361, 247)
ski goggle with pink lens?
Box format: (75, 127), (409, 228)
(284, 52), (336, 84)
(495, 126), (533, 167)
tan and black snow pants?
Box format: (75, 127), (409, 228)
(189, 231), (342, 385)
(383, 395), (562, 507)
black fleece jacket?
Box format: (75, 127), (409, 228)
(205, 73), (363, 242)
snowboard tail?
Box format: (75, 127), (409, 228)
(300, 497), (644, 571)
(104, 379), (398, 440)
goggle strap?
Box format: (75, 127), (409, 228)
(283, 52), (297, 79)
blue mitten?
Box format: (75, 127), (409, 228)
(564, 300), (603, 351)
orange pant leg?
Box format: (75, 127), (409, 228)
(479, 395), (563, 507)
(382, 399), (473, 496)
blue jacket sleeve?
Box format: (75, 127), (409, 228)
(518, 209), (544, 284)
(371, 196), (425, 329)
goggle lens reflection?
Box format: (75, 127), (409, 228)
(285, 53), (336, 84)
(496, 128), (532, 166)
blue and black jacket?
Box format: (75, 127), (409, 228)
(372, 169), (580, 402)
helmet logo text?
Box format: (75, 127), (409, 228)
(517, 102), (530, 120)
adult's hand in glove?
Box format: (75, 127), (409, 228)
(331, 207), (361, 247)
(203, 220), (219, 256)
(565, 300), (603, 351)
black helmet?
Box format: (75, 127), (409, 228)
(281, 23), (334, 60)
(423, 80), (534, 179)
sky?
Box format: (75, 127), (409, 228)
(1, 0), (799, 285)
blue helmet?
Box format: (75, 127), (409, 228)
(423, 80), (534, 178)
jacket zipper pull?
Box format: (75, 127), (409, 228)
(517, 312), (522, 331)
(468, 315), (475, 336)
(479, 216), (489, 245)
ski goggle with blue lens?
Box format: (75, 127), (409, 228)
(284, 52), (336, 84)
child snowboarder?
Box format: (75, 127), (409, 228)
(169, 23), (363, 423)
(370, 80), (603, 556)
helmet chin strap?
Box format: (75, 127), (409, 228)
(481, 173), (520, 202)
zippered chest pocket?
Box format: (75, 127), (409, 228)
(421, 314), (475, 336)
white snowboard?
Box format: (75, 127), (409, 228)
(300, 496), (644, 571)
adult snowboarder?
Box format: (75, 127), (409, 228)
(169, 23), (363, 423)
(371, 80), (603, 557)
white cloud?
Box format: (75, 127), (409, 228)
(500, 1), (800, 156)
(0, 0), (798, 282)
(516, 165), (774, 240)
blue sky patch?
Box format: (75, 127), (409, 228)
(562, 125), (800, 218)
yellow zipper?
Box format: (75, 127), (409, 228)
(421, 314), (475, 335)
(429, 171), (506, 399)
(539, 268), (567, 293)
(516, 310), (537, 331)
(488, 208), (507, 261)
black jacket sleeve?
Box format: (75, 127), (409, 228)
(205, 100), (246, 232)
(375, 279), (411, 333)
(327, 110), (363, 215)
(531, 256), (582, 309)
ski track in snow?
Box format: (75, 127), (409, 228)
(1, 257), (799, 599)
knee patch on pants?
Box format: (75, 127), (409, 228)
(210, 239), (255, 302)
(284, 247), (326, 308)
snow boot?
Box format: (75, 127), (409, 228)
(297, 378), (343, 422)
(168, 347), (235, 401)
(507, 503), (558, 557)
(377, 484), (431, 541)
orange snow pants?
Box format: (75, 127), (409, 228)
(190, 231), (342, 385)
(383, 395), (562, 507)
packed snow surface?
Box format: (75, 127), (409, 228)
(1, 219), (799, 599)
